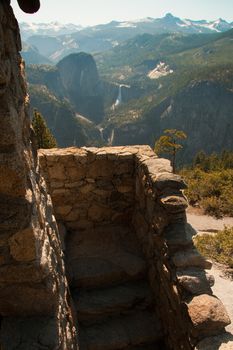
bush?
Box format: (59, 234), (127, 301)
(180, 167), (233, 217)
(194, 227), (233, 268)
(200, 196), (223, 219)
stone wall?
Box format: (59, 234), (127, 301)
(0, 2), (77, 349)
(39, 145), (231, 349)
(39, 146), (136, 231)
(133, 148), (231, 349)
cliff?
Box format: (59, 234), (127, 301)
(57, 53), (104, 123)
(106, 80), (233, 163)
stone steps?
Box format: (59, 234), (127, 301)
(67, 225), (146, 288)
(73, 280), (153, 324)
(69, 253), (146, 288)
(79, 310), (162, 350)
(67, 225), (164, 350)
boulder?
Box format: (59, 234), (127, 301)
(187, 294), (231, 338)
(177, 268), (214, 295)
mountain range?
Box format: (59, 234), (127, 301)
(20, 13), (233, 64)
(23, 14), (233, 164)
(20, 22), (83, 39)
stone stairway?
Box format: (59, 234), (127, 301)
(66, 225), (166, 350)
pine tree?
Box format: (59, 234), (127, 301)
(32, 109), (57, 149)
(154, 129), (187, 173)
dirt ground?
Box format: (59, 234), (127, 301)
(187, 207), (233, 347)
(187, 206), (233, 233)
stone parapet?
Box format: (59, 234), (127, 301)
(134, 148), (230, 349)
(40, 145), (231, 349)
(39, 146), (138, 230)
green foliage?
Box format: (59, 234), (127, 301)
(194, 227), (233, 267)
(100, 28), (233, 134)
(155, 129), (187, 172)
(32, 109), (57, 149)
(193, 150), (233, 171)
(181, 151), (233, 217)
(96, 32), (219, 81)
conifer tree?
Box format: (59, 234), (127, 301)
(154, 129), (187, 173)
(32, 109), (57, 149)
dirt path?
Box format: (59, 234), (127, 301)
(187, 208), (233, 346)
(187, 207), (233, 233)
(210, 263), (233, 334)
(196, 263), (233, 349)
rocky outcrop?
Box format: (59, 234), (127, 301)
(29, 84), (102, 147)
(0, 2), (77, 348)
(57, 53), (104, 123)
(39, 145), (231, 349)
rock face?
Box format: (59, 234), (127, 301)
(29, 84), (102, 147)
(57, 53), (104, 123)
(109, 80), (233, 163)
(0, 2), (77, 349)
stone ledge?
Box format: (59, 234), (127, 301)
(177, 268), (214, 295)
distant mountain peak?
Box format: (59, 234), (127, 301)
(21, 14), (233, 64)
(20, 21), (83, 39)
(165, 13), (175, 18)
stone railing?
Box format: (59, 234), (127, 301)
(133, 147), (231, 349)
(39, 146), (231, 349)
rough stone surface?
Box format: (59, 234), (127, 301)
(195, 333), (233, 350)
(39, 147), (136, 229)
(177, 268), (214, 295)
(40, 145), (231, 350)
(188, 294), (231, 338)
(0, 2), (77, 349)
(172, 249), (212, 269)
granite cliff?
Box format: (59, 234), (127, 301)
(105, 80), (233, 163)
(57, 53), (104, 124)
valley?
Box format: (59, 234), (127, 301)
(21, 14), (233, 166)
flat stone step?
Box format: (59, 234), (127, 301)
(79, 311), (162, 350)
(69, 252), (146, 288)
(73, 281), (153, 323)
(67, 225), (143, 259)
(66, 225), (147, 288)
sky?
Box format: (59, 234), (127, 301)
(11, 0), (233, 26)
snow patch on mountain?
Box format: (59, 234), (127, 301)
(20, 22), (83, 39)
(131, 17), (155, 23)
(148, 62), (173, 80)
(117, 22), (137, 28)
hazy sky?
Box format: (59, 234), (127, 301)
(11, 0), (233, 25)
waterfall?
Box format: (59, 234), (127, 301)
(115, 84), (122, 107)
(108, 129), (115, 145)
(98, 127), (104, 141)
(111, 83), (131, 110)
